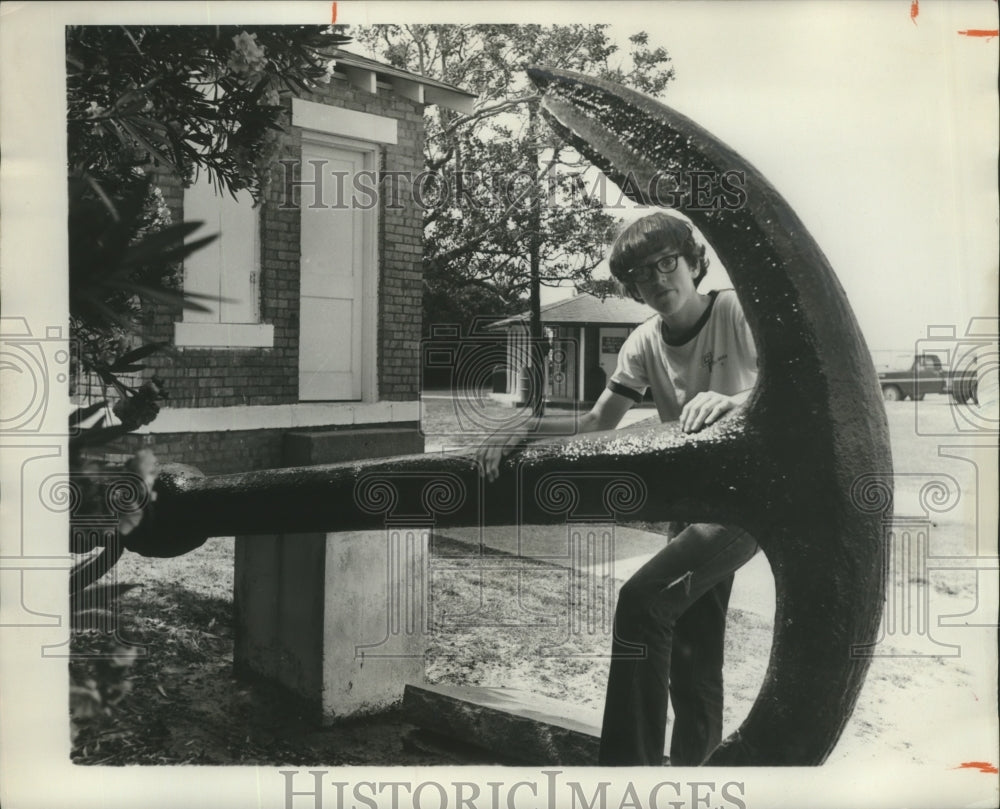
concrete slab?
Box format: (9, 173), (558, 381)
(403, 683), (674, 765)
(403, 682), (606, 765)
(284, 426), (424, 465)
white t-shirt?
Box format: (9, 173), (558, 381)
(608, 289), (758, 423)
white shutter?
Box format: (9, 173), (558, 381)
(183, 173), (259, 325)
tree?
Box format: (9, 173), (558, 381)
(353, 24), (674, 410)
(67, 25), (351, 198)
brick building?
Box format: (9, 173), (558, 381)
(112, 53), (475, 474)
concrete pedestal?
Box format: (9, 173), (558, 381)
(234, 528), (429, 723)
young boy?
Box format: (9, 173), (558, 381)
(477, 211), (759, 766)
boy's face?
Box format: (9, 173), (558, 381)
(631, 247), (700, 318)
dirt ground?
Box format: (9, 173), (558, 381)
(70, 395), (998, 768)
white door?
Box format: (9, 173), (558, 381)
(298, 137), (372, 401)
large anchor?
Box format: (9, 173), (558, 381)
(118, 68), (892, 765)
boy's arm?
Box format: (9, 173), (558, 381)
(477, 388), (636, 482)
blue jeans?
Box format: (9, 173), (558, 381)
(598, 523), (758, 766)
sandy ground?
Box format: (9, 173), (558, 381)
(71, 395), (998, 771)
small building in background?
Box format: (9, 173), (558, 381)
(486, 293), (654, 407)
(95, 52), (475, 474)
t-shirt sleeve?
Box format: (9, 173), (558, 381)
(725, 290), (758, 374)
(607, 327), (650, 403)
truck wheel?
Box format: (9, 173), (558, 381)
(951, 383), (975, 405)
(882, 385), (902, 402)
(971, 383), (978, 405)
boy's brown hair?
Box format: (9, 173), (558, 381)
(609, 212), (710, 302)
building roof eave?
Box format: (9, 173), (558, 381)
(483, 293), (653, 330)
(333, 50), (477, 114)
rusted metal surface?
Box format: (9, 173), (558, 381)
(124, 67), (892, 765)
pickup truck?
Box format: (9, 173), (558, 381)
(874, 353), (946, 401)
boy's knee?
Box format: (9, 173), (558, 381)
(616, 574), (688, 625)
(615, 578), (655, 624)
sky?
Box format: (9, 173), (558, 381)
(349, 1), (999, 353)
(601, 1), (999, 354)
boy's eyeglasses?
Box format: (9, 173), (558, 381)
(623, 253), (681, 284)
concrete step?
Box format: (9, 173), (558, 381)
(403, 682), (603, 766)
(284, 425), (424, 465)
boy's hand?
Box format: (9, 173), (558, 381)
(679, 391), (740, 433)
(476, 427), (530, 482)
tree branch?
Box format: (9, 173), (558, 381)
(430, 95), (541, 140)
(425, 154), (561, 272)
(425, 272), (518, 305)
